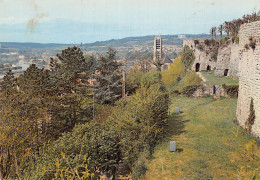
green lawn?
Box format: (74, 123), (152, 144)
(200, 71), (239, 86)
(145, 96), (260, 179)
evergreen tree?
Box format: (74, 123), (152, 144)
(94, 48), (122, 104)
(50, 46), (93, 93)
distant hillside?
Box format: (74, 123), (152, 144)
(1, 34), (211, 49)
(0, 42), (73, 49)
(85, 34), (211, 47)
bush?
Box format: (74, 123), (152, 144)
(181, 71), (202, 87)
(232, 36), (239, 44)
(194, 39), (199, 46)
(181, 85), (200, 97)
(126, 67), (142, 94)
(108, 84), (169, 172)
(204, 39), (210, 46)
(222, 84), (239, 98)
(140, 70), (162, 88)
(131, 153), (148, 180)
(21, 123), (121, 179)
(161, 56), (186, 86)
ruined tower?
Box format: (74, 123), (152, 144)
(153, 36), (162, 63)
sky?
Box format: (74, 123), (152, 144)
(0, 0), (259, 44)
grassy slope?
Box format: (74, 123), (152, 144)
(145, 96), (260, 179)
(200, 71), (239, 86)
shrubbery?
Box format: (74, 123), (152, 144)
(161, 56), (186, 86)
(231, 36), (239, 44)
(20, 70), (169, 179)
(222, 84), (239, 98)
(181, 45), (195, 68)
(181, 71), (202, 87)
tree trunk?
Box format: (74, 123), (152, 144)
(14, 152), (19, 176)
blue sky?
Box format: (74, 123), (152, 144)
(0, 0), (259, 44)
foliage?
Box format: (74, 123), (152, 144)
(140, 70), (162, 88)
(49, 94), (93, 137)
(125, 67), (142, 94)
(21, 123), (121, 179)
(220, 37), (229, 47)
(181, 46), (195, 69)
(125, 50), (153, 61)
(94, 48), (122, 104)
(204, 39), (210, 46)
(245, 98), (256, 133)
(50, 46), (93, 94)
(181, 85), (200, 97)
(181, 71), (202, 87)
(131, 153), (148, 180)
(222, 84), (239, 98)
(0, 47), (95, 179)
(94, 104), (114, 124)
(193, 39), (199, 46)
(107, 84), (169, 175)
(231, 36), (239, 44)
(0, 92), (47, 179)
(161, 56), (186, 86)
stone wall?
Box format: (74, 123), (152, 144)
(236, 21), (260, 137)
(183, 40), (217, 72)
(192, 85), (228, 98)
(214, 42), (240, 77)
(183, 40), (239, 78)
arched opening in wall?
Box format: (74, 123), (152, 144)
(195, 63), (200, 72)
(207, 65), (211, 71)
(224, 69), (229, 76)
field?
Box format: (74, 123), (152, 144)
(145, 96), (260, 179)
(200, 71), (239, 86)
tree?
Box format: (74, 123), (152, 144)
(0, 69), (16, 97)
(181, 45), (195, 69)
(49, 47), (94, 136)
(50, 46), (93, 94)
(94, 48), (122, 104)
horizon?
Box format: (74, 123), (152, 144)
(0, 33), (211, 44)
(0, 0), (259, 44)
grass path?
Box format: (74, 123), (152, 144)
(145, 96), (259, 179)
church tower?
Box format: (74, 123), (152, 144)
(153, 36), (162, 63)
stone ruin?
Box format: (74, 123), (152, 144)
(183, 21), (260, 137)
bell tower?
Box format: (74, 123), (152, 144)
(153, 36), (162, 64)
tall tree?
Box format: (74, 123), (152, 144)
(94, 48), (122, 104)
